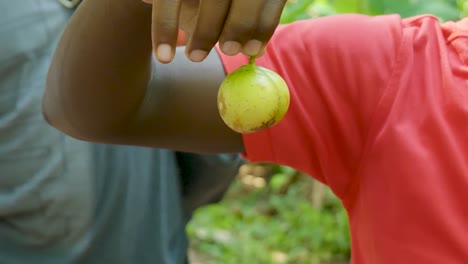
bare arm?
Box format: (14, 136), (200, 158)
(43, 0), (243, 154)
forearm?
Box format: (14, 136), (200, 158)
(43, 0), (153, 139)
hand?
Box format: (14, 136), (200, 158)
(142, 0), (287, 63)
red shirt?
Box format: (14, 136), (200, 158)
(217, 14), (468, 263)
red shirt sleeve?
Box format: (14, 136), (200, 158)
(216, 14), (404, 198)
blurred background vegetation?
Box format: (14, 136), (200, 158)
(187, 0), (468, 263)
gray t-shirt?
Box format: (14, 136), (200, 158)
(0, 1), (240, 263)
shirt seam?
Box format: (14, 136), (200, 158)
(341, 27), (411, 210)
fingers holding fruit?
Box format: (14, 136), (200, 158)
(143, 0), (287, 63)
(185, 0), (287, 59)
(219, 0), (287, 57)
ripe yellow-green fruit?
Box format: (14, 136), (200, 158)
(217, 58), (290, 134)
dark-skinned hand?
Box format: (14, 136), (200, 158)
(142, 0), (287, 63)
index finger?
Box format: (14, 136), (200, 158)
(152, 0), (183, 63)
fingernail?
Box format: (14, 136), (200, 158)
(221, 41), (241, 56)
(156, 44), (172, 63)
(244, 40), (262, 56)
(189, 49), (208, 62)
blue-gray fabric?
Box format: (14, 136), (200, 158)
(0, 1), (241, 263)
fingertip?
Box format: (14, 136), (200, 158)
(243, 40), (263, 57)
(220, 41), (241, 56)
(156, 44), (174, 63)
(188, 49), (208, 62)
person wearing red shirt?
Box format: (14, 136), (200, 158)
(43, 0), (468, 263)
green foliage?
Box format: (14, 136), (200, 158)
(187, 174), (350, 264)
(188, 1), (466, 263)
(280, 0), (464, 24)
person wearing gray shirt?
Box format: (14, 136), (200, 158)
(0, 1), (242, 263)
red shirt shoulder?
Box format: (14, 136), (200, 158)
(217, 14), (404, 198)
(217, 14), (468, 263)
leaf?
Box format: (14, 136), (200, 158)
(411, 1), (461, 21)
(332, 0), (361, 13)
